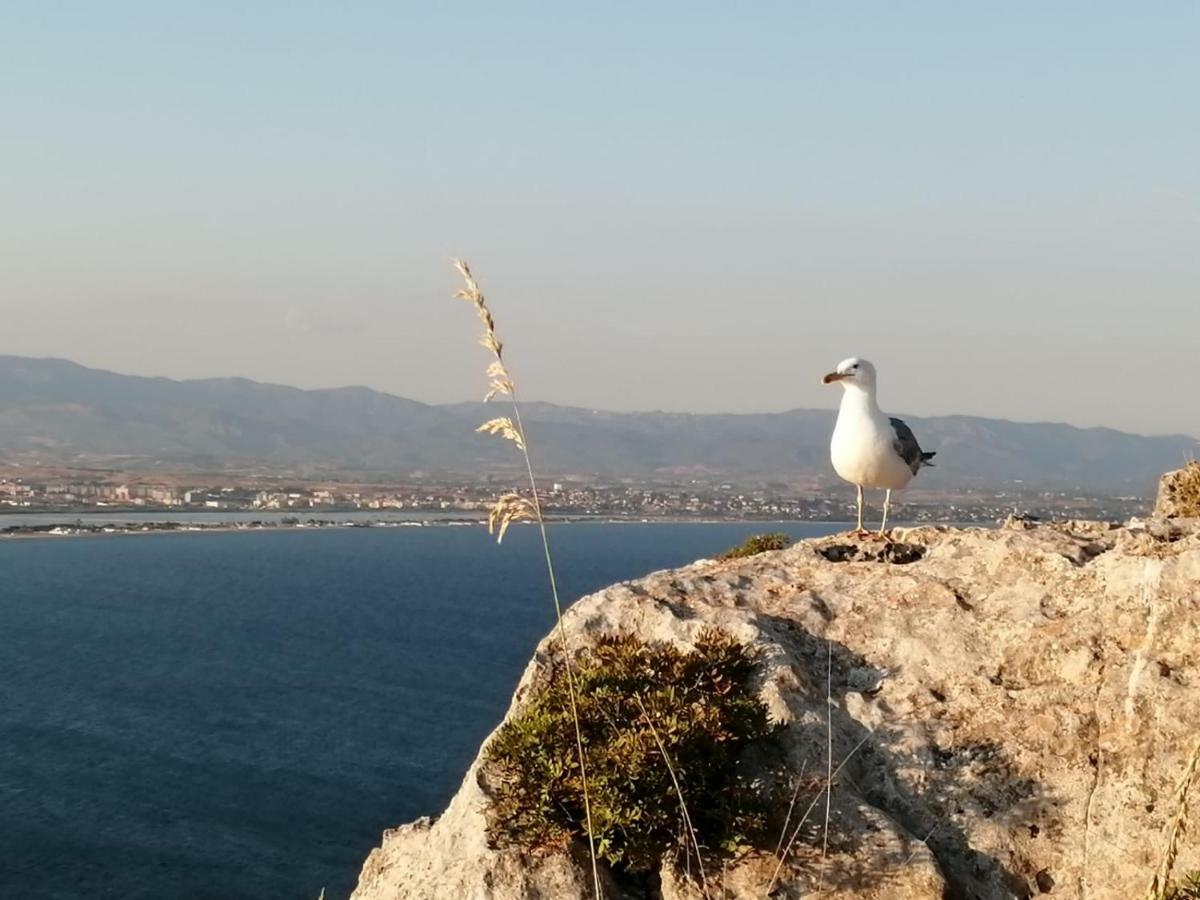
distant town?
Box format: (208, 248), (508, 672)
(0, 469), (1150, 528)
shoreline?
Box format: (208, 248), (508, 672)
(0, 516), (884, 542)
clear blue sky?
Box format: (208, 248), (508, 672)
(2, 2), (1197, 435)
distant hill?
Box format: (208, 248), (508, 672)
(0, 355), (1194, 493)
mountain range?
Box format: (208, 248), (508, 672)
(0, 355), (1194, 494)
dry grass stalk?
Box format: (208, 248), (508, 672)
(817, 640), (834, 891)
(486, 492), (537, 543)
(451, 259), (603, 900)
(477, 416), (526, 450)
(763, 729), (875, 897)
(762, 695), (947, 896)
(900, 825), (939, 867)
(634, 693), (711, 899)
(761, 665), (961, 897)
(1148, 738), (1200, 899)
(773, 761), (809, 859)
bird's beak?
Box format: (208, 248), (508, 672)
(822, 372), (846, 384)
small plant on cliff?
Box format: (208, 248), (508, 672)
(719, 532), (792, 560)
(1162, 873), (1200, 900)
(482, 629), (778, 875)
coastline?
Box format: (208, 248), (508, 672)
(0, 515), (873, 541)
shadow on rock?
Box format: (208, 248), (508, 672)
(755, 613), (1047, 900)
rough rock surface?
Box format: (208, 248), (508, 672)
(1155, 463), (1200, 518)
(352, 517), (1200, 900)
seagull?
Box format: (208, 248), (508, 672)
(822, 357), (935, 535)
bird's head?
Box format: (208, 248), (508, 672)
(822, 357), (877, 389)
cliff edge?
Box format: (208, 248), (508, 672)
(352, 513), (1200, 899)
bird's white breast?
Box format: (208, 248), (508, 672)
(830, 396), (915, 491)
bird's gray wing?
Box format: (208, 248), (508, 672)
(889, 417), (933, 476)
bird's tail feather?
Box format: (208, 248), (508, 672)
(921, 451), (936, 467)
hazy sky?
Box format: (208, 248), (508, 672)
(2, 3), (1197, 436)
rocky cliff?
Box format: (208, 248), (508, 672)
(352, 514), (1200, 900)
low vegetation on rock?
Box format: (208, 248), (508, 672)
(719, 532), (792, 560)
(482, 629), (780, 874)
(1162, 872), (1200, 899)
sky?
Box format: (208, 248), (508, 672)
(2, 2), (1197, 436)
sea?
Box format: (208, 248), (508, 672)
(0, 521), (843, 899)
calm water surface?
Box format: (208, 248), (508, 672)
(0, 522), (840, 899)
(0, 510), (475, 528)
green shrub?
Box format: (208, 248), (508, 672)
(719, 532), (792, 560)
(482, 629), (778, 873)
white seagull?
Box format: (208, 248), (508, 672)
(822, 357), (935, 535)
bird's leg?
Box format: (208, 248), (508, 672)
(854, 484), (866, 536)
(878, 489), (892, 537)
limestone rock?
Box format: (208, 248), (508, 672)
(352, 518), (1200, 900)
(1155, 462), (1200, 518)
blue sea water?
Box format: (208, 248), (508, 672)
(0, 522), (841, 899)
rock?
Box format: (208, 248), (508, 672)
(351, 519), (1200, 900)
(1155, 462), (1200, 518)
(352, 762), (634, 900)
